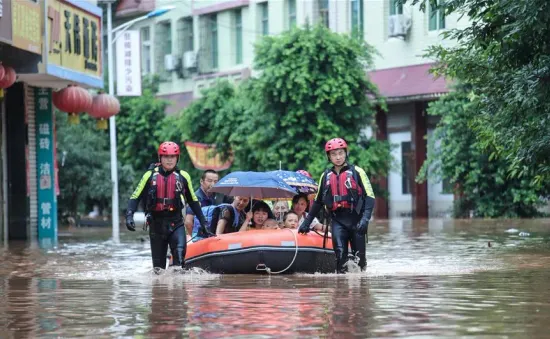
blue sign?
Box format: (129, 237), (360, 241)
(35, 88), (57, 246)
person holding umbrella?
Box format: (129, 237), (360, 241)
(298, 138), (375, 273)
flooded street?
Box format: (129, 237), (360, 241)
(1, 219), (549, 338)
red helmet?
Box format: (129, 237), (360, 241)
(296, 170), (312, 178)
(325, 138), (348, 152)
(158, 141), (180, 156)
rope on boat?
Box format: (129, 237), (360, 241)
(256, 228), (299, 275)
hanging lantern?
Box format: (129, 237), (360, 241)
(0, 65), (17, 99)
(0, 63), (5, 83)
(52, 84), (93, 124)
(87, 92), (120, 129)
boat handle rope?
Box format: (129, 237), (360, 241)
(256, 228), (299, 275)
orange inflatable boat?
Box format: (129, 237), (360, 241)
(183, 229), (336, 274)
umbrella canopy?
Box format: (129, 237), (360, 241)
(209, 171), (297, 199)
(267, 170), (318, 195)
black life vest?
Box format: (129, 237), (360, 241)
(323, 166), (363, 212)
(147, 168), (186, 212)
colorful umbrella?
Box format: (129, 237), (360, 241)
(267, 170), (318, 195)
(209, 171), (297, 199)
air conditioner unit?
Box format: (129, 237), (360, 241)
(388, 14), (412, 38)
(164, 54), (176, 71)
(183, 51), (197, 70)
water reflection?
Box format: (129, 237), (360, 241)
(0, 219), (548, 337)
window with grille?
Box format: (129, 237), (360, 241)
(288, 0), (296, 29)
(140, 27), (151, 74)
(351, 0), (364, 39)
(235, 9), (242, 64)
(429, 0), (445, 31)
(210, 15), (218, 69)
(259, 3), (269, 35)
(318, 0), (329, 27)
(390, 0), (403, 15)
(155, 21), (172, 80)
(178, 17), (194, 54)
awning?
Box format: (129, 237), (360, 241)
(369, 63), (449, 102)
(158, 91), (194, 115)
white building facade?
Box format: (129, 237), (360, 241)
(114, 0), (468, 218)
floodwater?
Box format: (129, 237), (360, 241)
(1, 219), (549, 338)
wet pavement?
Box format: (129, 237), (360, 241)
(0, 219), (549, 338)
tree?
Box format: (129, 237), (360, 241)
(158, 80), (236, 180)
(418, 85), (548, 217)
(171, 24), (391, 184)
(408, 0), (550, 185)
(56, 112), (135, 219)
(116, 76), (169, 171)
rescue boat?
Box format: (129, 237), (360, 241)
(183, 229), (336, 274)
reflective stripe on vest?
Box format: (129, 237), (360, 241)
(325, 169), (363, 211)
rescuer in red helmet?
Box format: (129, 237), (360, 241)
(298, 137), (375, 273)
(125, 141), (212, 272)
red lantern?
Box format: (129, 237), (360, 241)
(87, 92), (120, 129)
(53, 84), (93, 124)
(0, 63), (5, 83)
(0, 65), (17, 99)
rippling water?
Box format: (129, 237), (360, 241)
(1, 219), (549, 337)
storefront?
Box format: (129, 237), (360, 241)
(1, 0), (103, 246)
(370, 63), (453, 219)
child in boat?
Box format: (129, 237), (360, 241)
(272, 200), (290, 223)
(283, 211), (299, 229)
(263, 219), (280, 229)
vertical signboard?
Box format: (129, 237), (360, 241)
(116, 30), (142, 96)
(35, 88), (57, 246)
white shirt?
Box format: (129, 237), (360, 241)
(298, 212), (320, 229)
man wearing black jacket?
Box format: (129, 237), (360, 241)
(299, 138), (375, 273)
(125, 141), (211, 271)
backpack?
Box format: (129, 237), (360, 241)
(191, 203), (240, 241)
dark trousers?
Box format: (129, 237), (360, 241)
(331, 218), (366, 273)
(149, 216), (186, 269)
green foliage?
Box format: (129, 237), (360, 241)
(418, 86), (547, 218)
(158, 80), (236, 181)
(116, 76), (169, 171)
(56, 112), (135, 218)
(170, 24), (391, 188)
(407, 0), (550, 186)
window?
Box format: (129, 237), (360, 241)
(318, 0), (329, 27)
(350, 0), (364, 39)
(259, 2), (269, 35)
(155, 21), (172, 79)
(209, 15), (218, 69)
(401, 141), (412, 195)
(390, 0), (403, 15)
(162, 22), (172, 54)
(288, 0), (297, 28)
(429, 0), (445, 31)
(140, 27), (151, 74)
(235, 9), (242, 64)
(178, 17), (194, 54)
(442, 177), (453, 194)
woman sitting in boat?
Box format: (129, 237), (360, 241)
(239, 201), (275, 231)
(292, 193), (326, 232)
